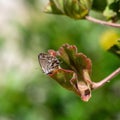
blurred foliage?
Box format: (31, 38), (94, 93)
(44, 0), (120, 22)
(0, 0), (120, 120)
(103, 0), (120, 21)
(100, 30), (120, 58)
(0, 36), (5, 49)
(92, 0), (107, 11)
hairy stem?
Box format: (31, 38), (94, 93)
(85, 16), (120, 28)
(92, 67), (120, 89)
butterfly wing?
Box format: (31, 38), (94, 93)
(38, 53), (60, 74)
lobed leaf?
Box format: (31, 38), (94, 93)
(48, 44), (92, 101)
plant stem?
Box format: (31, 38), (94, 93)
(85, 16), (120, 28)
(92, 67), (120, 89)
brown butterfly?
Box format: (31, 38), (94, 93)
(38, 53), (60, 74)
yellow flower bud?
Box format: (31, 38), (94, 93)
(100, 30), (119, 50)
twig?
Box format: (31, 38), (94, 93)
(85, 16), (120, 28)
(92, 67), (120, 89)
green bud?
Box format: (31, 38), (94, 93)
(44, 0), (92, 19)
(44, 0), (64, 15)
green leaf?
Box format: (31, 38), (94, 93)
(92, 0), (107, 11)
(58, 44), (92, 75)
(108, 39), (120, 58)
(103, 0), (120, 21)
(49, 69), (75, 91)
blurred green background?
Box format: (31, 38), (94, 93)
(0, 0), (120, 120)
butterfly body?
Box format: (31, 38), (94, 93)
(38, 53), (60, 74)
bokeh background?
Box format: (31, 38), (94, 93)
(0, 0), (120, 120)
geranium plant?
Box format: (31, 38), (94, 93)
(38, 44), (120, 102)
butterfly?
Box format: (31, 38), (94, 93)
(38, 53), (60, 74)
